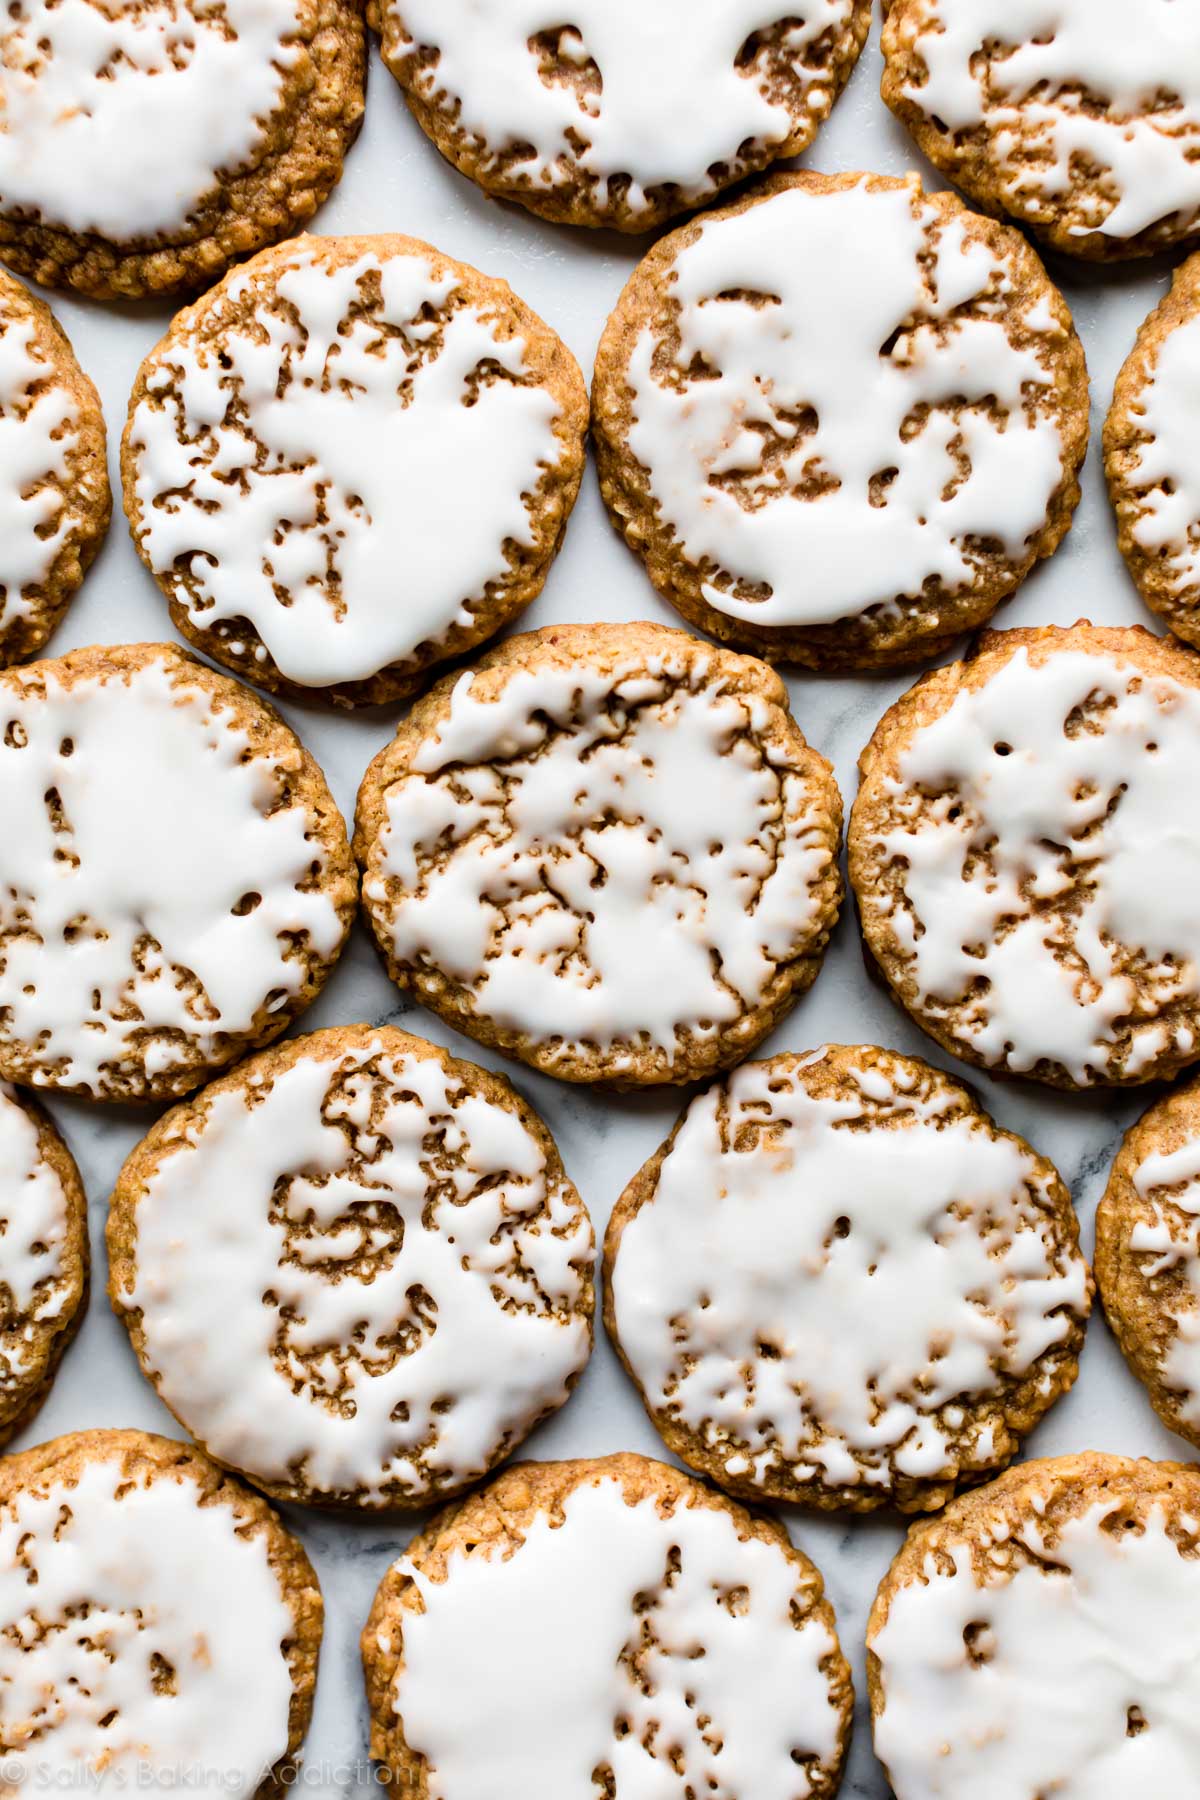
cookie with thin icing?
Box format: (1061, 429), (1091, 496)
(354, 621), (843, 1088)
(1095, 1072), (1200, 1450)
(369, 0), (870, 232)
(593, 172), (1088, 671)
(108, 1024), (595, 1510)
(0, 1428), (321, 1795)
(0, 1084), (88, 1446)
(0, 271), (109, 667)
(362, 1452), (853, 1799)
(850, 622), (1200, 1089)
(0, 642), (356, 1103)
(0, 0), (365, 300)
(868, 1452), (1200, 1797)
(605, 1044), (1091, 1514)
(1106, 255), (1200, 650)
(881, 0), (1200, 261)
(123, 235), (588, 709)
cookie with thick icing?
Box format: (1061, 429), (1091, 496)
(370, 1), (869, 232)
(868, 1452), (1200, 1796)
(0, 270), (109, 667)
(850, 623), (1200, 1089)
(108, 1025), (595, 1509)
(0, 1429), (321, 1795)
(355, 621), (843, 1087)
(593, 172), (1088, 670)
(1106, 254), (1200, 650)
(0, 1084), (88, 1445)
(1096, 1072), (1200, 1451)
(124, 235), (588, 708)
(0, 0), (365, 299)
(363, 1453), (853, 1799)
(882, 0), (1200, 260)
(0, 642), (356, 1102)
(605, 1044), (1090, 1513)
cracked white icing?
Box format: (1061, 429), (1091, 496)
(622, 179), (1070, 629)
(1125, 309), (1200, 599)
(388, 0), (860, 215)
(0, 1452), (297, 1792)
(0, 307), (79, 642)
(871, 1493), (1200, 1797)
(389, 1472), (844, 1800)
(893, 0), (1200, 245)
(611, 1052), (1087, 1496)
(0, 1086), (70, 1356)
(120, 1036), (593, 1502)
(128, 244), (566, 691)
(859, 642), (1200, 1082)
(361, 644), (838, 1073)
(1127, 1133), (1200, 1430)
(0, 652), (346, 1096)
(0, 0), (304, 242)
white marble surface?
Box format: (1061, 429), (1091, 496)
(15, 9), (1195, 1795)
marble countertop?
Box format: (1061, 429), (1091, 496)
(23, 10), (1192, 1795)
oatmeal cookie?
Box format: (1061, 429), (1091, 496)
(355, 621), (843, 1087)
(370, 0), (870, 232)
(868, 1452), (1200, 1796)
(124, 235), (587, 708)
(881, 0), (1200, 261)
(593, 171), (1088, 670)
(0, 270), (109, 667)
(0, 0), (364, 300)
(108, 1025), (594, 1510)
(0, 1428), (322, 1796)
(1106, 254), (1200, 650)
(605, 1044), (1090, 1513)
(0, 1084), (88, 1446)
(850, 623), (1200, 1088)
(0, 642), (356, 1102)
(363, 1453), (853, 1799)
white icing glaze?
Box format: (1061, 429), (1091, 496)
(391, 1473), (843, 1800)
(0, 1454), (296, 1791)
(1128, 1133), (1200, 1429)
(0, 309), (78, 636)
(863, 645), (1200, 1080)
(624, 180), (1068, 629)
(125, 1039), (592, 1500)
(0, 1086), (71, 1381)
(612, 1053), (1087, 1494)
(898, 0), (1200, 243)
(872, 1495), (1200, 1796)
(0, 654), (346, 1095)
(0, 0), (304, 242)
(391, 0), (858, 214)
(363, 648), (836, 1067)
(1127, 310), (1200, 597)
(130, 246), (565, 689)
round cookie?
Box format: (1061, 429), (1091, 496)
(369, 0), (870, 233)
(362, 1453), (853, 1799)
(605, 1044), (1090, 1514)
(108, 1025), (595, 1510)
(1095, 1072), (1200, 1450)
(0, 642), (356, 1103)
(881, 0), (1200, 262)
(0, 1428), (321, 1794)
(0, 1084), (88, 1446)
(0, 0), (365, 300)
(593, 171), (1088, 671)
(0, 271), (109, 667)
(868, 1452), (1200, 1796)
(355, 621), (843, 1087)
(1106, 254), (1200, 650)
(850, 622), (1200, 1090)
(123, 235), (588, 709)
